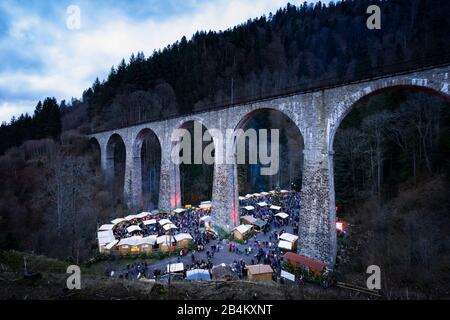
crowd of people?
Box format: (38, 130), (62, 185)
(106, 189), (303, 283)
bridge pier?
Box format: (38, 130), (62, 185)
(158, 141), (181, 211)
(211, 163), (239, 233)
(299, 148), (336, 266)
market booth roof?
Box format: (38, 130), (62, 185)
(283, 252), (327, 272)
(157, 235), (175, 244)
(278, 240), (293, 250)
(270, 205), (282, 211)
(174, 233), (193, 242)
(105, 240), (119, 250)
(97, 230), (115, 245)
(143, 219), (157, 225)
(126, 225), (141, 233)
(252, 219), (267, 229)
(173, 208), (186, 214)
(238, 196), (246, 201)
(257, 202), (268, 207)
(99, 224), (114, 231)
(241, 215), (257, 224)
(275, 212), (289, 219)
(163, 223), (178, 231)
(244, 206), (255, 211)
(279, 233), (298, 243)
(247, 264), (273, 275)
(234, 224), (253, 234)
(159, 219), (172, 226)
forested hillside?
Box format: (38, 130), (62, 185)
(83, 0), (450, 132)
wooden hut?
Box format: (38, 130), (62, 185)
(278, 232), (298, 251)
(240, 215), (257, 225)
(157, 235), (175, 252)
(233, 224), (253, 241)
(246, 264), (273, 281)
(174, 233), (193, 248)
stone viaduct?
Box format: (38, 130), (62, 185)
(89, 65), (450, 266)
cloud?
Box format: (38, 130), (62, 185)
(0, 0), (327, 123)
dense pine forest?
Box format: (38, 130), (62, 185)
(0, 0), (449, 297)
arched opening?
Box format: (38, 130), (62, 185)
(235, 108), (304, 194)
(106, 133), (126, 206)
(88, 137), (101, 171)
(134, 128), (161, 210)
(175, 120), (214, 206)
(332, 86), (450, 297)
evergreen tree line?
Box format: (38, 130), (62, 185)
(0, 98), (62, 155)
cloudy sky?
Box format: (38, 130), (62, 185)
(0, 0), (330, 123)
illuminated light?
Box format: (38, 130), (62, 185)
(336, 222), (344, 232)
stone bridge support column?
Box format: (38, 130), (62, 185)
(299, 147), (336, 266)
(211, 129), (239, 234)
(158, 137), (181, 211)
(123, 143), (134, 209)
(130, 150), (143, 210)
(298, 93), (337, 267)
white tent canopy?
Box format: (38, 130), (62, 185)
(280, 189), (289, 193)
(163, 223), (178, 231)
(98, 224), (115, 231)
(245, 194), (253, 198)
(244, 206), (255, 211)
(98, 230), (115, 245)
(257, 202), (268, 207)
(238, 196), (246, 201)
(174, 233), (193, 242)
(270, 205), (282, 211)
(234, 224), (253, 234)
(124, 214), (138, 220)
(126, 225), (141, 233)
(260, 192), (270, 196)
(278, 240), (293, 250)
(252, 193), (261, 197)
(156, 235), (175, 244)
(275, 212), (289, 219)
(159, 219), (172, 226)
(279, 233), (298, 243)
(105, 240), (119, 250)
(167, 262), (184, 273)
(173, 208), (186, 214)
(118, 236), (142, 246)
(143, 219), (157, 225)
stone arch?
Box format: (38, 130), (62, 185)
(88, 137), (101, 169)
(326, 83), (449, 263)
(232, 107), (305, 193)
(171, 119), (216, 206)
(106, 133), (127, 205)
(329, 84), (450, 152)
(132, 128), (162, 210)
